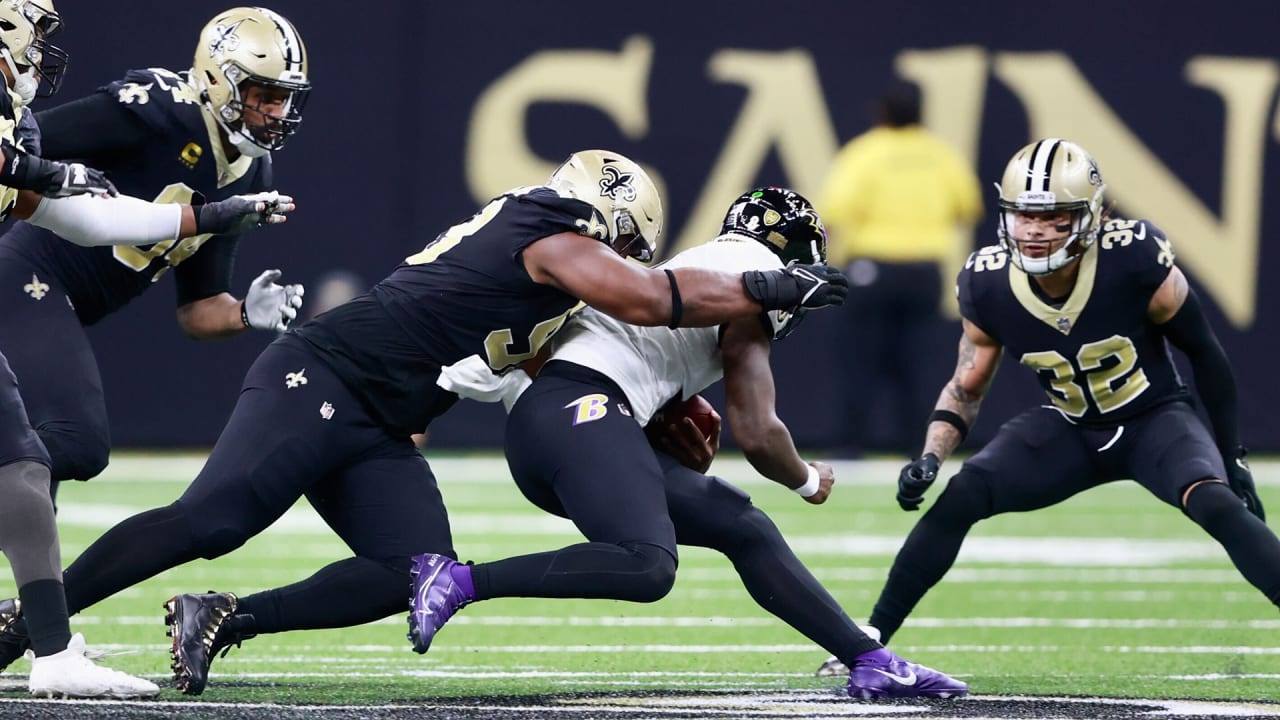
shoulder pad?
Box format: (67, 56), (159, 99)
(962, 244), (1011, 275)
(1097, 218), (1175, 270)
(104, 68), (204, 133)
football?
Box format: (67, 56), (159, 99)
(662, 394), (718, 440)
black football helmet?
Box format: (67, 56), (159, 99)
(719, 187), (827, 339)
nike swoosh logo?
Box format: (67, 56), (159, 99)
(1133, 223), (1147, 241)
(1236, 458), (1250, 471)
(871, 667), (917, 685)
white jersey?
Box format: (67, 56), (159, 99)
(549, 237), (784, 426)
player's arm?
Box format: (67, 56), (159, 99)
(175, 237), (302, 339)
(896, 318), (1003, 511)
(1149, 265), (1262, 518)
(524, 233), (846, 328)
(922, 318), (1002, 463)
(721, 315), (832, 504)
(9, 185), (293, 247)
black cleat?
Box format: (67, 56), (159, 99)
(163, 591), (255, 696)
(0, 598), (30, 673)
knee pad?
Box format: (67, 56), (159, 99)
(180, 500), (255, 560)
(43, 426), (109, 481)
(1183, 480), (1246, 534)
(619, 541), (678, 603)
(926, 469), (995, 528)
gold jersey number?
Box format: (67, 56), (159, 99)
(1020, 335), (1150, 418)
(111, 183), (214, 281)
(406, 192), (575, 372)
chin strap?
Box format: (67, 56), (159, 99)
(1, 50), (35, 106)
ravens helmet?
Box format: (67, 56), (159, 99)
(547, 150), (663, 263)
(996, 138), (1106, 275)
(720, 187), (828, 338)
(720, 186), (827, 265)
(0, 0), (67, 105)
(192, 7), (310, 157)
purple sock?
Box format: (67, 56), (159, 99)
(854, 647), (894, 665)
(450, 562), (476, 602)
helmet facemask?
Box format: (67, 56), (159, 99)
(218, 68), (310, 157)
(996, 197), (1097, 276)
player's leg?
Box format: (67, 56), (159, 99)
(1127, 402), (1280, 607)
(242, 445), (456, 633)
(658, 453), (966, 698)
(0, 257), (110, 483)
(162, 442), (453, 695)
(659, 452), (877, 659)
(869, 407), (1098, 643)
(0, 352), (156, 697)
(410, 363), (677, 653)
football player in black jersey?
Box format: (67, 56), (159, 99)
(409, 187), (967, 699)
(0, 1), (299, 699)
(0, 6), (309, 488)
(0, 149), (848, 695)
(814, 138), (1280, 676)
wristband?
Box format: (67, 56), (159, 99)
(240, 301), (251, 329)
(927, 409), (969, 442)
(664, 269), (683, 329)
(793, 464), (820, 498)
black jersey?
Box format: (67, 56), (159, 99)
(0, 68), (272, 325)
(958, 218), (1187, 427)
(294, 186), (598, 436)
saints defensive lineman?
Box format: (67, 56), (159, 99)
(0, 6), (309, 487)
(0, 150), (847, 695)
(407, 187), (967, 700)
(815, 138), (1280, 676)
(0, 0), (295, 699)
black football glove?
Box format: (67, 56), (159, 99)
(0, 141), (117, 198)
(1224, 445), (1265, 521)
(896, 453), (940, 511)
(743, 262), (849, 312)
(194, 191), (296, 236)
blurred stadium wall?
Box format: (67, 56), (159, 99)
(43, 1), (1280, 451)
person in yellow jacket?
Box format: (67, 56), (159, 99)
(817, 81), (982, 454)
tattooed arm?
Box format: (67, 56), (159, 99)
(920, 319), (1003, 463)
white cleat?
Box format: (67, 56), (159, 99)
(816, 624), (881, 677)
(27, 633), (160, 699)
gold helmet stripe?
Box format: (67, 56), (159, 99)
(1026, 137), (1062, 192)
(255, 6), (305, 75)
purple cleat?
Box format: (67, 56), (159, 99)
(847, 648), (968, 700)
(407, 553), (475, 654)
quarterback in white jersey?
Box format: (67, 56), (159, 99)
(418, 187), (969, 701)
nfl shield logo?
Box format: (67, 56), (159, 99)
(1056, 317), (1072, 334)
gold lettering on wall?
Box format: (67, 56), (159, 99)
(669, 49), (839, 255)
(466, 36), (657, 202)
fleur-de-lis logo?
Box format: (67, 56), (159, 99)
(208, 19), (246, 57)
(575, 214), (608, 240)
(598, 165), (636, 202)
(285, 369), (308, 389)
(23, 274), (48, 300)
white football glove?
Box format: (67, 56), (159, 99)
(242, 269), (305, 332)
(436, 354), (531, 412)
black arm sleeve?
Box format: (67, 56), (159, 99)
(174, 236), (239, 307)
(35, 93), (152, 161)
(1158, 287), (1239, 453)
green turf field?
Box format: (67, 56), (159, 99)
(1, 452), (1277, 711)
